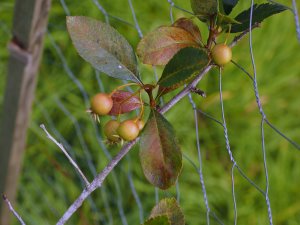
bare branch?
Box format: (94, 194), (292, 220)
(56, 139), (138, 225)
(40, 124), (90, 187)
(229, 23), (260, 48)
(56, 24), (259, 224)
(2, 194), (26, 225)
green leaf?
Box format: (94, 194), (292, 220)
(172, 18), (202, 45)
(230, 3), (288, 33)
(158, 47), (209, 91)
(217, 12), (241, 26)
(137, 26), (200, 66)
(222, 0), (239, 15)
(66, 16), (142, 83)
(139, 110), (182, 190)
(150, 198), (185, 225)
(190, 0), (218, 22)
(143, 216), (170, 225)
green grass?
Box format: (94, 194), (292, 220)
(1, 0), (300, 224)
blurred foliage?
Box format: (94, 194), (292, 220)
(0, 0), (300, 225)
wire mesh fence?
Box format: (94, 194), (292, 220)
(1, 0), (300, 224)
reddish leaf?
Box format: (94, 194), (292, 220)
(150, 198), (185, 225)
(137, 26), (199, 66)
(108, 90), (141, 115)
(139, 110), (182, 190)
(172, 18), (202, 44)
(66, 16), (142, 83)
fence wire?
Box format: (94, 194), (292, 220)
(10, 0), (300, 224)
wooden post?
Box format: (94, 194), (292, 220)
(0, 0), (52, 224)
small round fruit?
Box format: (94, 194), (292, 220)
(104, 120), (120, 142)
(91, 93), (113, 115)
(136, 120), (145, 131)
(117, 120), (139, 141)
(211, 44), (232, 66)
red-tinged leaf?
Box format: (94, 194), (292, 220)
(150, 198), (185, 225)
(172, 18), (202, 45)
(66, 16), (142, 84)
(137, 26), (200, 66)
(139, 110), (182, 190)
(142, 215), (170, 225)
(108, 90), (141, 115)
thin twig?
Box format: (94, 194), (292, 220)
(40, 124), (90, 186)
(56, 140), (138, 225)
(56, 24), (259, 225)
(159, 64), (213, 114)
(2, 194), (26, 225)
(229, 22), (260, 48)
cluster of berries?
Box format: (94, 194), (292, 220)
(88, 42), (232, 143)
(90, 92), (144, 143)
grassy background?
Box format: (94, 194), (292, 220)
(0, 0), (300, 224)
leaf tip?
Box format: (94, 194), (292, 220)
(66, 15), (74, 24)
(66, 16), (77, 30)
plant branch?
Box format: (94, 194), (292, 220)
(55, 23), (259, 224)
(56, 139), (138, 225)
(2, 194), (26, 225)
(229, 22), (260, 48)
(40, 124), (90, 187)
(159, 64), (213, 114)
(206, 17), (216, 49)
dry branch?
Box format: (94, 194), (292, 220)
(2, 194), (26, 225)
(40, 124), (90, 186)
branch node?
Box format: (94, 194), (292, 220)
(191, 87), (206, 98)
